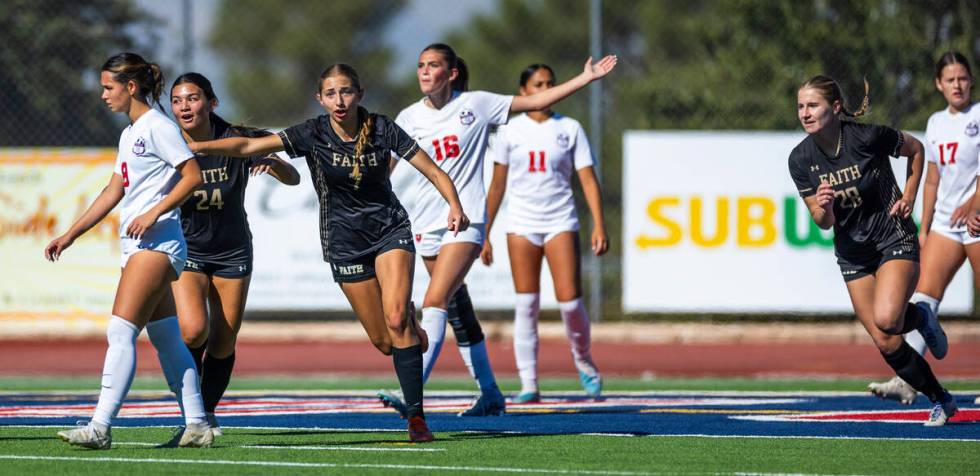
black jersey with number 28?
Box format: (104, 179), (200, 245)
(278, 109), (420, 262)
(788, 121), (918, 259)
(180, 121), (266, 261)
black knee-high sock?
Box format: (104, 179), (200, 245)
(882, 341), (944, 401)
(187, 341), (207, 375)
(201, 352), (235, 413)
(447, 285), (484, 346)
(392, 345), (424, 419)
(897, 303), (924, 334)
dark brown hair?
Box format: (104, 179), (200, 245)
(171, 72), (268, 138)
(520, 63), (556, 88)
(934, 51), (973, 80)
(102, 52), (164, 109)
(422, 43), (469, 92)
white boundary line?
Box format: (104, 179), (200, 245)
(0, 455), (658, 475)
(5, 425), (979, 442)
(112, 441), (444, 452)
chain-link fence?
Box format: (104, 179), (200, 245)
(4, 0), (979, 319)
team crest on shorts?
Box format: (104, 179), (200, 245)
(132, 137), (147, 156)
(966, 121), (979, 137)
(557, 133), (570, 148)
(459, 108), (475, 126)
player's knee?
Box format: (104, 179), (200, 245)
(182, 322), (209, 348)
(873, 311), (903, 335)
(386, 310), (407, 334)
(372, 336), (393, 355)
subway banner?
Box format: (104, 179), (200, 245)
(622, 131), (974, 314)
(1, 148), (552, 320)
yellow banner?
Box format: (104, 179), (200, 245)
(0, 149), (120, 322)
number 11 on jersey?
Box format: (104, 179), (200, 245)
(528, 150), (546, 173)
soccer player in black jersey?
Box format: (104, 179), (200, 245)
(170, 73), (300, 435)
(189, 63), (467, 443)
(788, 75), (957, 426)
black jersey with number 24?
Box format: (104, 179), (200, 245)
(788, 121), (918, 259)
(278, 110), (420, 262)
(180, 121), (263, 261)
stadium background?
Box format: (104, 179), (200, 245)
(6, 0), (980, 321)
(2, 2), (979, 473)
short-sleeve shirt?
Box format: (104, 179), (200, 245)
(788, 121), (917, 258)
(114, 108), (194, 237)
(493, 113), (594, 231)
(395, 90), (513, 233)
(278, 110), (418, 262)
(923, 103), (980, 227)
(180, 121), (267, 260)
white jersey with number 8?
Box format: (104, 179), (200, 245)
(113, 108), (194, 236)
(494, 113), (594, 233)
(395, 91), (513, 234)
(924, 103), (980, 228)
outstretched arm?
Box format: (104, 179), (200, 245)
(190, 134), (285, 158)
(510, 55), (618, 113)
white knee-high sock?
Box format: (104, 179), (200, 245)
(513, 293), (541, 393)
(420, 307), (448, 383)
(559, 298), (598, 377)
(457, 340), (500, 393)
(908, 292), (940, 356)
(92, 316), (139, 428)
(146, 316), (206, 425)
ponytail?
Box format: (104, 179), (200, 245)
(351, 107), (373, 189)
(102, 52), (164, 109)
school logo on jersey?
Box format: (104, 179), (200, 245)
(557, 133), (570, 148)
(459, 108), (475, 126)
(132, 137), (147, 156)
(966, 121), (979, 137)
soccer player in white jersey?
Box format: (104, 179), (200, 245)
(383, 43), (616, 416)
(481, 64), (609, 403)
(870, 52), (980, 406)
(45, 53), (213, 449)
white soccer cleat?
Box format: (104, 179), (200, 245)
(178, 422), (214, 448)
(868, 376), (917, 405)
(57, 423), (111, 450)
(206, 412), (223, 437)
(924, 391), (957, 427)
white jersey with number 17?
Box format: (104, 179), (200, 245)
(924, 102), (980, 227)
(494, 113), (594, 232)
(395, 90), (513, 233)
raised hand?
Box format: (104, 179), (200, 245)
(582, 55), (618, 81)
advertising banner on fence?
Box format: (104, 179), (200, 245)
(622, 131), (974, 314)
(1, 148), (554, 319)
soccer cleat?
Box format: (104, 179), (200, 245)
(407, 416), (434, 443)
(924, 391), (957, 427)
(458, 388), (506, 417)
(512, 391), (541, 404)
(206, 412), (223, 437)
(914, 302), (948, 359)
(57, 423), (111, 450)
(178, 422), (214, 448)
(579, 370), (602, 399)
(377, 389), (409, 419)
(868, 376), (918, 405)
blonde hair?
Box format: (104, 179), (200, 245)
(800, 75), (870, 118)
(351, 110), (373, 188)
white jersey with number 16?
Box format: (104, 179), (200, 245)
(395, 90), (513, 233)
